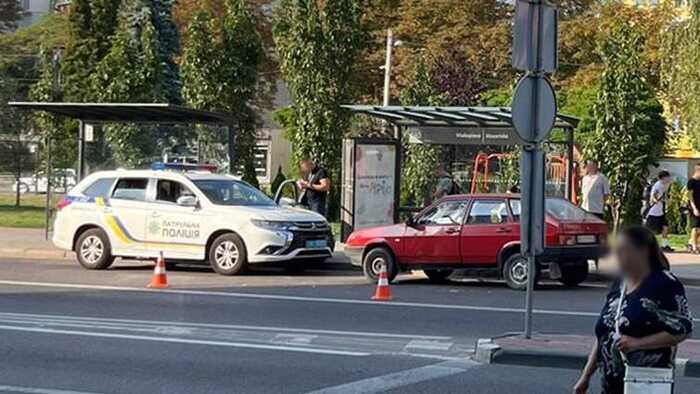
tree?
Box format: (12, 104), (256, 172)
(399, 58), (446, 206)
(398, 49), (486, 206)
(585, 20), (667, 232)
(273, 0), (366, 216)
(61, 0), (121, 101)
(180, 1), (261, 181)
(663, 0), (700, 147)
(0, 0), (25, 33)
(0, 75), (34, 207)
(221, 0), (262, 180)
(90, 0), (183, 166)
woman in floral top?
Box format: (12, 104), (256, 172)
(574, 226), (693, 394)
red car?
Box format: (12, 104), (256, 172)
(344, 194), (608, 290)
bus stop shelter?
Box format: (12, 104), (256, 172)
(9, 102), (235, 238)
(8, 102), (236, 180)
(343, 105), (579, 200)
(338, 105), (579, 239)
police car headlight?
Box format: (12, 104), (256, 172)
(251, 219), (294, 231)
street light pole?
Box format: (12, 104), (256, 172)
(382, 29), (394, 107)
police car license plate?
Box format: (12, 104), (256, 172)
(306, 239), (327, 249)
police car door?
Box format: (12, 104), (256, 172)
(107, 177), (151, 255)
(145, 177), (206, 260)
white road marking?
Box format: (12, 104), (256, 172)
(0, 312), (452, 340)
(306, 359), (479, 394)
(2, 279), (698, 322)
(0, 324), (369, 357)
(0, 385), (100, 394)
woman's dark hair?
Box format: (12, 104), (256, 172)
(657, 170), (671, 180)
(619, 226), (670, 272)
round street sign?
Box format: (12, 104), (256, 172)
(511, 75), (557, 143)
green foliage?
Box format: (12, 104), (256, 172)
(399, 59), (445, 206)
(270, 165), (287, 196)
(662, 0), (700, 148)
(0, 0), (24, 33)
(241, 160), (260, 189)
(181, 1), (262, 170)
(273, 0), (366, 220)
(61, 0), (121, 102)
(493, 150), (520, 193)
(273, 0), (366, 169)
(584, 20), (667, 233)
(88, 0), (183, 167)
(666, 180), (688, 235)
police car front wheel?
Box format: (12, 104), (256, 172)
(209, 233), (247, 275)
(76, 228), (115, 270)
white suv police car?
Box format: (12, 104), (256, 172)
(53, 164), (334, 275)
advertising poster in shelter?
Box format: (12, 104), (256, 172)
(353, 144), (396, 229)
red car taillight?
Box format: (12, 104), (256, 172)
(56, 198), (72, 211)
(558, 235), (576, 246)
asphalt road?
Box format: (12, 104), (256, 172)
(1, 257), (700, 393)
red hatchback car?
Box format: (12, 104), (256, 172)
(344, 194), (609, 290)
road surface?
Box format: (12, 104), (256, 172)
(1, 257), (698, 393)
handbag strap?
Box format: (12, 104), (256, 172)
(615, 281), (629, 364)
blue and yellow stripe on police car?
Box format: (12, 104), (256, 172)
(71, 195), (203, 251)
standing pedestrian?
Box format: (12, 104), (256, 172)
(432, 163), (459, 201)
(573, 226), (692, 394)
(645, 170), (674, 252)
(581, 161), (610, 220)
(687, 163), (700, 253)
(297, 157), (330, 217)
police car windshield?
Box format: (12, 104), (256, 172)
(193, 179), (275, 206)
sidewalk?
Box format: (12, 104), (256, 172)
(0, 227), (353, 265)
(476, 334), (700, 378)
(592, 252), (700, 286)
(2, 226), (700, 283)
(0, 227), (73, 260)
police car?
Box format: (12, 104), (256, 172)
(52, 163), (334, 275)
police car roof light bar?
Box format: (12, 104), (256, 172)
(151, 162), (218, 172)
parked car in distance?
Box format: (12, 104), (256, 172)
(344, 194), (608, 290)
(13, 168), (77, 194)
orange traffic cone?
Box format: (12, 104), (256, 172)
(371, 264), (392, 301)
(148, 251), (169, 289)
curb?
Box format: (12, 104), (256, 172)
(475, 337), (700, 378)
(0, 248), (73, 260)
(588, 271), (700, 287)
(0, 248), (358, 271)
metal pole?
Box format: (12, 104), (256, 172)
(565, 127), (574, 201)
(524, 255), (536, 336)
(382, 29), (393, 107)
(524, 0), (545, 340)
(77, 119), (85, 181)
(44, 137), (52, 241)
(228, 123), (235, 174)
(46, 48), (62, 240)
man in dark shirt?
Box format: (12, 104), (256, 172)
(298, 157), (331, 217)
(687, 163), (700, 252)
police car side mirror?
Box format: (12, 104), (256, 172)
(177, 195), (198, 208)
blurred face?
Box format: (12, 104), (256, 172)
(585, 162), (598, 175)
(661, 175), (672, 185)
(695, 165), (700, 177)
(615, 234), (650, 279)
(300, 160), (313, 173)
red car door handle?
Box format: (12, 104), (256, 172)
(497, 227), (512, 233)
(445, 228), (460, 234)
